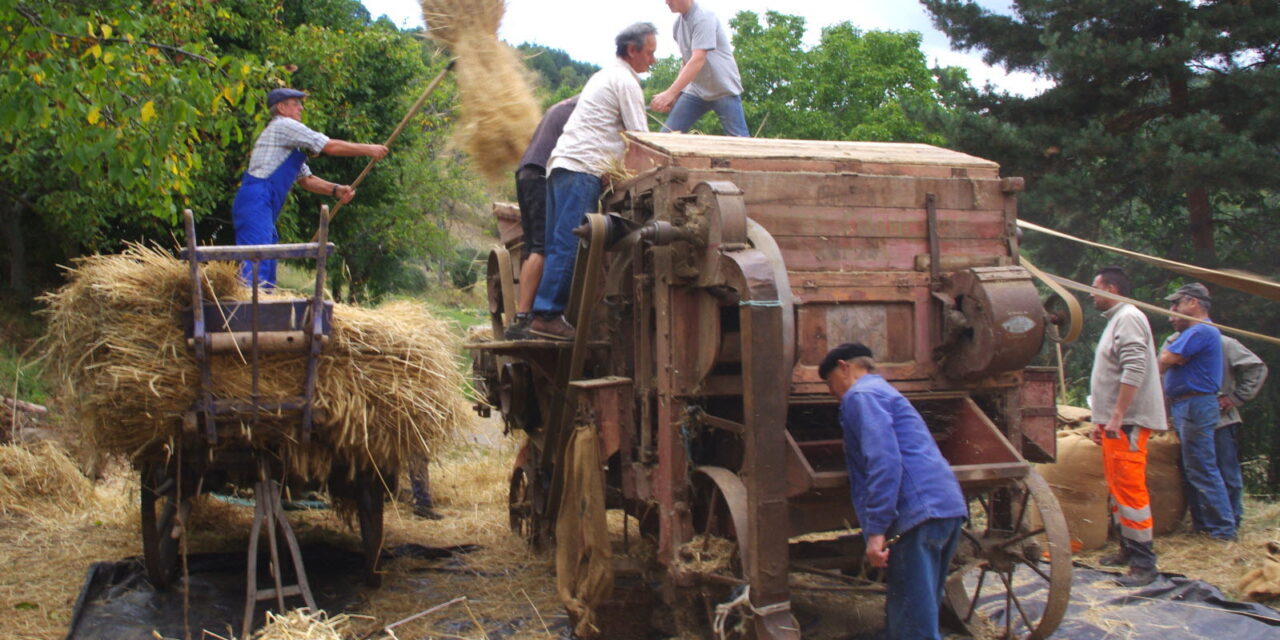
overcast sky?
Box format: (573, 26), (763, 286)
(361, 0), (1049, 96)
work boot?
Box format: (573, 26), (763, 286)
(412, 504), (444, 520)
(503, 314), (532, 341)
(529, 314), (575, 341)
(1099, 548), (1130, 567)
(1113, 566), (1157, 588)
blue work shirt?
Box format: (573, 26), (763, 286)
(839, 374), (967, 539)
(1163, 322), (1223, 397)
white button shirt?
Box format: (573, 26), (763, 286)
(547, 59), (648, 177)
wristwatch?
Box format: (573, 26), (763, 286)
(331, 184), (339, 197)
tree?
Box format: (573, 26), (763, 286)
(516, 43), (598, 106)
(0, 0), (278, 295)
(643, 10), (966, 143)
(0, 0), (493, 302)
(921, 0), (1280, 265)
(921, 0), (1280, 489)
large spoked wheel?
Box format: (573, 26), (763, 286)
(355, 471), (386, 587)
(945, 470), (1072, 640)
(139, 461), (185, 589)
(508, 442), (545, 549)
(682, 469), (751, 639)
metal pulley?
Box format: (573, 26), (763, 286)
(936, 266), (1047, 381)
(1019, 255), (1083, 345)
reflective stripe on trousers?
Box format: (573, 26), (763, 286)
(1102, 425), (1154, 543)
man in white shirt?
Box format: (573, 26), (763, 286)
(232, 88), (388, 287)
(649, 0), (748, 136)
(528, 24), (656, 340)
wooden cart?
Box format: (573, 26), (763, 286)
(137, 209), (387, 639)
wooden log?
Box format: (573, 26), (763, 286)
(1, 396), (48, 415)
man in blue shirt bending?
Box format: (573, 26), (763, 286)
(820, 342), (967, 640)
(1159, 282), (1232, 540)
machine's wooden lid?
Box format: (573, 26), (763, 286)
(624, 131), (1000, 177)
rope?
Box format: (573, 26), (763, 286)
(1043, 272), (1280, 347)
(1017, 220), (1280, 302)
(711, 585), (792, 640)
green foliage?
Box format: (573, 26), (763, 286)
(516, 43), (598, 105)
(684, 10), (965, 143)
(0, 0), (493, 303)
(922, 0), (1280, 488)
(0, 0), (278, 251)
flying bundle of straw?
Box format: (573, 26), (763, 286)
(420, 0), (540, 180)
(39, 245), (467, 480)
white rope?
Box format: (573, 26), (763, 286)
(1017, 219), (1280, 302)
(711, 586), (792, 639)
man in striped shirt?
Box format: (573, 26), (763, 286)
(232, 88), (388, 287)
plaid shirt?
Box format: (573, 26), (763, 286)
(245, 116), (330, 179)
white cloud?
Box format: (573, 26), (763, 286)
(361, 0), (1050, 96)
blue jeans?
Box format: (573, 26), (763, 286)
(1172, 395), (1236, 539)
(661, 93), (750, 137)
(885, 516), (963, 640)
(532, 169), (601, 316)
(1217, 423), (1244, 528)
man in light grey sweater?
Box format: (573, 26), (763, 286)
(1089, 266), (1168, 587)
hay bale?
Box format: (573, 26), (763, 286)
(253, 608), (349, 640)
(0, 441), (93, 517)
(1035, 431), (1110, 551)
(1147, 430), (1186, 536)
(38, 245), (468, 480)
(420, 0), (540, 181)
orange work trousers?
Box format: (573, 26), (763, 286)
(1101, 426), (1154, 543)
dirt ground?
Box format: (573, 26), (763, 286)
(4, 420), (1280, 640)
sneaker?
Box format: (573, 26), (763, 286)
(1113, 567), (1157, 587)
(503, 316), (531, 341)
(1099, 550), (1130, 567)
(529, 315), (575, 341)
(412, 504), (444, 520)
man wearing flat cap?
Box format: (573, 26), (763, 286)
(819, 342), (966, 639)
(1159, 282), (1233, 540)
(231, 88), (389, 287)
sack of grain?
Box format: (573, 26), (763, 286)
(1146, 430), (1186, 536)
(1035, 431), (1109, 551)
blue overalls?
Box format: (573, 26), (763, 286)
(231, 149), (307, 287)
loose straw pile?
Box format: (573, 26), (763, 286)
(420, 0), (540, 180)
(38, 245), (468, 480)
(251, 608), (350, 640)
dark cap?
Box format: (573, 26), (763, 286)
(267, 88), (307, 109)
(818, 342), (875, 379)
(1164, 282), (1211, 303)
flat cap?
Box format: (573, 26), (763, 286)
(266, 88), (307, 109)
(1164, 282), (1211, 303)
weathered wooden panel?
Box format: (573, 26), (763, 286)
(795, 302), (915, 365)
(747, 205), (1007, 239)
(624, 132), (1000, 175)
(774, 236), (1008, 271)
(668, 171), (1009, 212)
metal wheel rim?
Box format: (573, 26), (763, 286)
(945, 470), (1072, 640)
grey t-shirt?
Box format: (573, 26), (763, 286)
(673, 2), (743, 100)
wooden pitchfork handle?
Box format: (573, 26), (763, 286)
(310, 60), (455, 241)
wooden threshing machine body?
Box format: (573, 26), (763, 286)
(474, 132), (1071, 639)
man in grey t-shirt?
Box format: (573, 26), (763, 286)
(649, 0), (749, 136)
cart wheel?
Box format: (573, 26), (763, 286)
(139, 462), (183, 589)
(945, 470), (1071, 640)
(681, 467), (799, 640)
(355, 473), (385, 587)
(508, 442), (545, 549)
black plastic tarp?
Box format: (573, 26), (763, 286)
(966, 564), (1280, 639)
